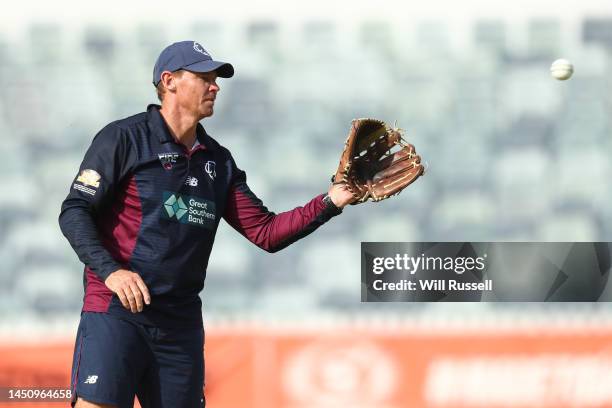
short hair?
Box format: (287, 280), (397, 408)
(156, 82), (165, 102)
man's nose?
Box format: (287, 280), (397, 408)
(210, 81), (220, 93)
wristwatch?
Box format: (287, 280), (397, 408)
(322, 194), (342, 214)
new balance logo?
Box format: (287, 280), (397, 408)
(185, 176), (198, 187)
(84, 375), (98, 384)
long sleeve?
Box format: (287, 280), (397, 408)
(223, 164), (342, 253)
(59, 124), (136, 280)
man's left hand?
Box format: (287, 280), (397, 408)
(327, 183), (357, 209)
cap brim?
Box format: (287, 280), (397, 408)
(183, 60), (234, 78)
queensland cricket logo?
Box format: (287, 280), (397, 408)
(193, 42), (210, 57)
(204, 161), (216, 180)
(158, 152), (179, 170)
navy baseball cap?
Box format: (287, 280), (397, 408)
(152, 41), (234, 86)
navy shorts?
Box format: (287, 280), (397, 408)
(70, 312), (204, 408)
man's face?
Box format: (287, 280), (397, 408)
(173, 70), (220, 119)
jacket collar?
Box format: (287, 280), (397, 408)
(146, 104), (209, 149)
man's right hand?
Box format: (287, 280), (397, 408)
(104, 269), (151, 313)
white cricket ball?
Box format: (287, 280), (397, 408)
(550, 58), (574, 80)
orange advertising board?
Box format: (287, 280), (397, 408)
(1, 327), (611, 407)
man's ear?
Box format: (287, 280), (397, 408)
(161, 71), (177, 92)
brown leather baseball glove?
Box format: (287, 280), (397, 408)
(333, 118), (424, 203)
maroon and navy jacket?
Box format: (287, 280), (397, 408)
(59, 104), (341, 328)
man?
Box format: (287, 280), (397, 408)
(59, 40), (355, 408)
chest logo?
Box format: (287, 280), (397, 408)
(162, 191), (216, 229)
(158, 153), (180, 170)
(164, 194), (188, 220)
(204, 160), (216, 180)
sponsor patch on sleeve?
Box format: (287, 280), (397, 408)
(73, 169), (101, 196)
